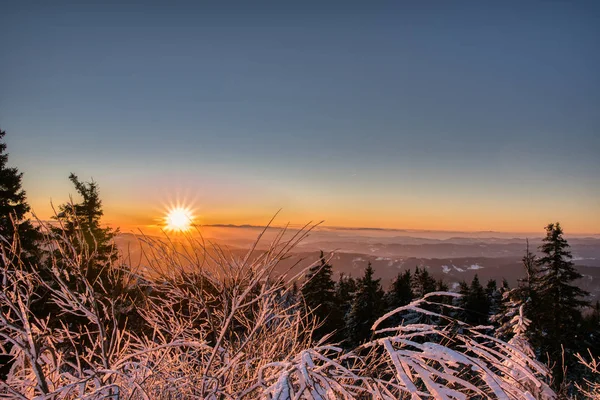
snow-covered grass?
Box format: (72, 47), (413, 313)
(0, 222), (556, 399)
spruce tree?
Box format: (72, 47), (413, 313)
(536, 222), (590, 383)
(334, 273), (357, 341)
(490, 278), (512, 338)
(431, 278), (452, 327)
(345, 262), (384, 347)
(335, 273), (357, 318)
(383, 270), (413, 327)
(435, 278), (449, 292)
(521, 241), (541, 327)
(0, 129), (43, 379)
(457, 275), (490, 325)
(51, 174), (119, 286)
(494, 242), (539, 341)
(411, 266), (436, 299)
(456, 280), (471, 322)
(385, 270), (413, 310)
(0, 129), (42, 267)
(48, 174), (151, 348)
(469, 275), (490, 325)
(485, 279), (502, 318)
(301, 251), (340, 339)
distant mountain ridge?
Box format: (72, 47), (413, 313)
(114, 229), (600, 300)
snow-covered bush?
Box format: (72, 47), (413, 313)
(1, 222), (557, 399)
(362, 296), (554, 399)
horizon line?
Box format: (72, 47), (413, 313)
(32, 219), (600, 237)
(199, 223), (600, 237)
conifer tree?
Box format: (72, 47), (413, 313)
(335, 273), (357, 318)
(411, 266), (436, 299)
(457, 275), (490, 325)
(469, 275), (490, 325)
(520, 241), (540, 323)
(48, 174), (143, 335)
(385, 270), (413, 310)
(494, 243), (539, 341)
(430, 278), (452, 326)
(51, 174), (120, 290)
(301, 251), (340, 339)
(334, 273), (357, 341)
(0, 129), (42, 267)
(435, 279), (448, 292)
(490, 279), (511, 337)
(456, 280), (471, 321)
(485, 279), (502, 317)
(0, 129), (43, 379)
(383, 270), (413, 327)
(536, 222), (590, 383)
(345, 262), (384, 347)
(48, 175), (151, 345)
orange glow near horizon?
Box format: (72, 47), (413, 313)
(25, 197), (599, 236)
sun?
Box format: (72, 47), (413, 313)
(165, 207), (194, 232)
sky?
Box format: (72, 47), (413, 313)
(1, 1), (599, 234)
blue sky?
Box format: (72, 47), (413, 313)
(1, 1), (599, 232)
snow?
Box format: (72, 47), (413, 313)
(441, 265), (451, 274)
(468, 264), (484, 270)
(573, 256), (596, 261)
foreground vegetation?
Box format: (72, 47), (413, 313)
(1, 222), (557, 399)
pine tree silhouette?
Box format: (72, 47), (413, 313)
(382, 270), (413, 328)
(334, 273), (357, 341)
(494, 242), (539, 341)
(536, 222), (590, 384)
(301, 251), (340, 340)
(411, 266), (436, 299)
(345, 262), (384, 347)
(0, 129), (43, 379)
(386, 270), (413, 310)
(457, 275), (490, 325)
(53, 174), (118, 274)
(0, 129), (42, 267)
